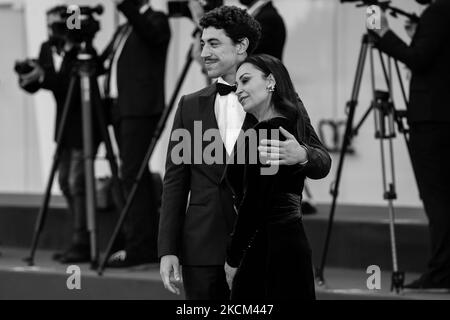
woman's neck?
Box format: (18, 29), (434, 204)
(253, 103), (283, 122)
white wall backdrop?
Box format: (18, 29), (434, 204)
(0, 0), (424, 207)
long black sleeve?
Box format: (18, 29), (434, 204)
(376, 1), (450, 73)
(118, 0), (170, 48)
(295, 99), (332, 180)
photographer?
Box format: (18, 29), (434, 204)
(101, 0), (170, 268)
(370, 0), (450, 290)
(17, 6), (103, 263)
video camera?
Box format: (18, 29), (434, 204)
(168, 0), (223, 19)
(14, 59), (37, 76)
(48, 4), (103, 44)
(340, 0), (420, 22)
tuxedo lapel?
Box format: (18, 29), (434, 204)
(198, 84), (227, 182)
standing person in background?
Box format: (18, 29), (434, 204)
(101, 0), (170, 268)
(239, 0), (286, 61)
(18, 6), (102, 263)
(371, 0), (450, 290)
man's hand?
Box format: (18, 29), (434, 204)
(160, 255), (182, 295)
(224, 262), (237, 290)
(19, 62), (44, 88)
(405, 19), (418, 39)
(258, 127), (308, 165)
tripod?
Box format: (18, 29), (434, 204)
(315, 33), (415, 293)
(98, 37), (196, 274)
(26, 41), (125, 269)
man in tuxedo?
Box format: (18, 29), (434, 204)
(239, 0), (286, 61)
(18, 6), (101, 263)
(159, 6), (331, 300)
(371, 0), (450, 289)
(101, 0), (170, 267)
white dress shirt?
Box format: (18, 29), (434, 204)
(214, 78), (246, 156)
(52, 48), (63, 72)
(108, 26), (132, 98)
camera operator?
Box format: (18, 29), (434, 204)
(17, 6), (104, 264)
(101, 0), (170, 268)
(370, 0), (450, 290)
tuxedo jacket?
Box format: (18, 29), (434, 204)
(376, 0), (450, 124)
(158, 83), (331, 266)
(253, 1), (286, 61)
(101, 0), (170, 118)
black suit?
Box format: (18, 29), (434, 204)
(101, 0), (170, 261)
(252, 1), (286, 61)
(159, 83), (331, 299)
(376, 0), (450, 286)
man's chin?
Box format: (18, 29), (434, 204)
(205, 68), (222, 79)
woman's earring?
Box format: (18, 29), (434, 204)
(266, 85), (275, 92)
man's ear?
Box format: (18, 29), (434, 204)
(236, 37), (249, 55)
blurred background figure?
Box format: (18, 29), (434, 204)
(15, 6), (103, 263)
(371, 0), (450, 290)
(101, 0), (170, 268)
(239, 0), (286, 61)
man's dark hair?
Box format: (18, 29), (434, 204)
(199, 6), (261, 54)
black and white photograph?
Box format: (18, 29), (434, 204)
(0, 0), (449, 307)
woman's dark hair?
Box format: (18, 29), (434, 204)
(199, 6), (261, 55)
(238, 54), (301, 121)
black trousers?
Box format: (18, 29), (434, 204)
(113, 116), (161, 260)
(182, 266), (230, 300)
(58, 147), (89, 246)
(410, 122), (450, 284)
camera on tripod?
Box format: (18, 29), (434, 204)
(340, 0), (420, 22)
(48, 4), (103, 44)
(168, 0), (222, 19)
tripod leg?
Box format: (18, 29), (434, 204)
(372, 51), (406, 293)
(98, 47), (194, 275)
(80, 73), (99, 268)
(26, 77), (78, 266)
(316, 35), (371, 285)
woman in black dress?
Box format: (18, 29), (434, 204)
(224, 54), (331, 300)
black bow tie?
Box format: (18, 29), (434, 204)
(217, 82), (237, 96)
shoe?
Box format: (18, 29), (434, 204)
(106, 250), (157, 268)
(404, 275), (450, 292)
(58, 243), (91, 264)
